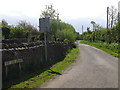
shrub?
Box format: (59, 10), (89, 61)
(10, 27), (29, 39)
(2, 26), (11, 39)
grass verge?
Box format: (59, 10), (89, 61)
(9, 47), (79, 88)
(80, 40), (119, 58)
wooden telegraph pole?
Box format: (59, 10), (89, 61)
(107, 7), (109, 29)
(82, 25), (83, 40)
(82, 25), (83, 34)
(118, 1), (120, 22)
(118, 12), (120, 22)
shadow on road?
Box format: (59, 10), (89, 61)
(48, 69), (62, 75)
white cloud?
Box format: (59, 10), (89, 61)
(0, 0), (119, 32)
(0, 0), (119, 19)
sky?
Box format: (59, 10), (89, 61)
(0, 0), (119, 33)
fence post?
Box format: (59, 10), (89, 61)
(44, 32), (47, 62)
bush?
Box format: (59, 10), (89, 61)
(49, 19), (77, 42)
(10, 27), (29, 39)
(2, 26), (11, 39)
(82, 22), (119, 43)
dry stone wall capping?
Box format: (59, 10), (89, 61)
(2, 39), (73, 83)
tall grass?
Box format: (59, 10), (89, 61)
(80, 41), (119, 58)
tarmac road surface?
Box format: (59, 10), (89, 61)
(40, 41), (118, 88)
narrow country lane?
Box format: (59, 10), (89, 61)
(40, 41), (118, 88)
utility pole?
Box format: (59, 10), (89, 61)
(118, 12), (120, 22)
(118, 1), (120, 22)
(82, 25), (83, 34)
(82, 25), (83, 40)
(107, 7), (109, 29)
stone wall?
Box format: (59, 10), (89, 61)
(2, 39), (73, 82)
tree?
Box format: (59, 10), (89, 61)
(40, 4), (77, 42)
(10, 27), (29, 39)
(94, 24), (104, 31)
(17, 20), (37, 31)
(108, 6), (117, 28)
(2, 19), (8, 26)
(40, 4), (59, 19)
(90, 21), (96, 31)
(2, 26), (11, 39)
(87, 27), (90, 31)
(91, 21), (103, 31)
(1, 20), (11, 39)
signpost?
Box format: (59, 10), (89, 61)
(82, 25), (84, 40)
(39, 17), (50, 62)
(39, 18), (50, 32)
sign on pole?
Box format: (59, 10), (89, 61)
(39, 17), (50, 32)
(39, 17), (50, 62)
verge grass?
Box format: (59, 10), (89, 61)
(9, 47), (79, 88)
(80, 40), (119, 58)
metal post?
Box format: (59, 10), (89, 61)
(44, 32), (47, 62)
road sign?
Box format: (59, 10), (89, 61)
(39, 18), (50, 32)
(39, 18), (49, 62)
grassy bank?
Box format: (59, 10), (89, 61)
(9, 47), (79, 88)
(80, 40), (119, 58)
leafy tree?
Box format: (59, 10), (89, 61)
(17, 20), (40, 40)
(90, 21), (96, 31)
(2, 19), (8, 26)
(2, 20), (11, 39)
(82, 22), (119, 43)
(63, 29), (77, 42)
(94, 24), (104, 31)
(48, 19), (77, 42)
(10, 27), (29, 39)
(2, 26), (11, 39)
(17, 20), (37, 31)
(40, 4), (59, 19)
(40, 4), (77, 42)
(108, 6), (117, 28)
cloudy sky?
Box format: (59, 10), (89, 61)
(0, 0), (119, 33)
